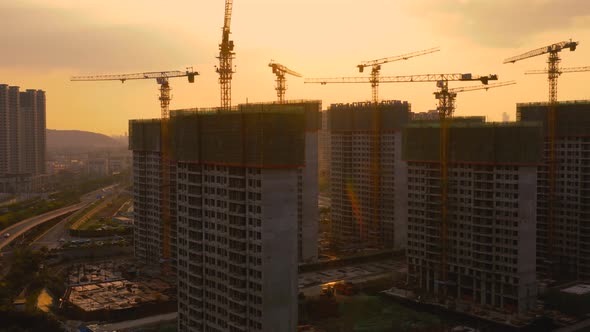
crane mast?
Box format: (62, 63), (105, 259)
(217, 0), (235, 110)
(356, 49), (439, 241)
(268, 61), (302, 103)
(504, 40), (578, 271)
(71, 68), (198, 275)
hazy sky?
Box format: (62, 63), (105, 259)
(2, 0), (590, 135)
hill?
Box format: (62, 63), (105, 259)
(47, 129), (125, 152)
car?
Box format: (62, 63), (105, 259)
(59, 238), (66, 243)
(3, 233), (10, 238)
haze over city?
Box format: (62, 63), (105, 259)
(1, 0), (590, 135)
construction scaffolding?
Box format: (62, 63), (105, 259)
(402, 122), (543, 164)
(517, 100), (590, 137)
(129, 102), (323, 167)
(328, 100), (410, 132)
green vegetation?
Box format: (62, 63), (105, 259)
(0, 172), (129, 231)
(0, 198), (69, 231)
(544, 288), (590, 316)
(0, 248), (65, 310)
(0, 310), (65, 332)
(305, 295), (444, 332)
(0, 248), (67, 332)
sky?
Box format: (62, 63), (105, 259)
(1, 0), (590, 135)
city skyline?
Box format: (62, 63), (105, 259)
(1, 0), (590, 135)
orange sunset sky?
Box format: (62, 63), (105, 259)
(1, 0), (590, 135)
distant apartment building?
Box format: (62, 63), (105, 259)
(328, 100), (410, 249)
(19, 89), (46, 175)
(0, 84), (46, 193)
(517, 100), (590, 280)
(404, 121), (540, 315)
(0, 85), (10, 175)
(130, 101), (317, 332)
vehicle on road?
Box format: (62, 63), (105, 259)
(59, 238), (66, 242)
(3, 233), (10, 238)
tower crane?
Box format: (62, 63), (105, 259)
(357, 47), (440, 104)
(268, 61), (302, 103)
(306, 73), (500, 289)
(72, 68), (199, 275)
(217, 0), (235, 110)
(71, 69), (199, 119)
(504, 40), (578, 267)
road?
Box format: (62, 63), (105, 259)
(0, 185), (119, 252)
(30, 185), (121, 251)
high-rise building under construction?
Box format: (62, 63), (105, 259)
(129, 101), (319, 332)
(328, 100), (410, 249)
(517, 100), (590, 280)
(404, 121), (540, 315)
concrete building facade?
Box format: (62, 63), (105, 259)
(328, 100), (410, 250)
(517, 100), (590, 280)
(404, 122), (541, 315)
(129, 102), (319, 332)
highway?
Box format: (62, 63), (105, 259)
(30, 187), (120, 251)
(0, 185), (119, 252)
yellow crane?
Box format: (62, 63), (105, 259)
(71, 68), (199, 275)
(357, 47), (440, 103)
(216, 0), (235, 110)
(71, 69), (198, 119)
(504, 40), (578, 268)
(268, 61), (302, 103)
